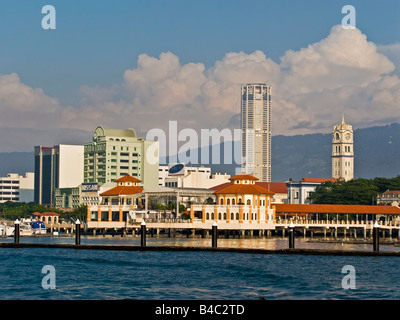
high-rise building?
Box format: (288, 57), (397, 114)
(332, 115), (354, 181)
(0, 172), (34, 203)
(84, 126), (159, 189)
(241, 83), (272, 182)
(34, 145), (84, 205)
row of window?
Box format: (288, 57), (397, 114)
(205, 212), (261, 221)
(219, 198), (268, 206)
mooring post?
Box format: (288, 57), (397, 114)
(75, 219), (81, 245)
(141, 220), (146, 247)
(289, 221), (295, 249)
(14, 219), (20, 244)
(373, 221), (379, 252)
(212, 221), (218, 248)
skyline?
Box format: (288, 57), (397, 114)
(0, 1), (399, 152)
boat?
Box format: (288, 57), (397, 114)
(19, 220), (34, 236)
(0, 223), (15, 237)
(30, 220), (47, 235)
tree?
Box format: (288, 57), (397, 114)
(309, 179), (379, 205)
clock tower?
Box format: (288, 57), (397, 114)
(332, 114), (354, 181)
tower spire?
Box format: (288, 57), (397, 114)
(341, 113), (345, 124)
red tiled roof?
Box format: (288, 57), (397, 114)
(383, 190), (400, 195)
(114, 175), (141, 183)
(31, 211), (60, 216)
(275, 203), (400, 215)
(229, 174), (259, 181)
(210, 182), (231, 192)
(300, 178), (338, 183)
(211, 182), (286, 194)
(257, 182), (287, 194)
(100, 186), (143, 196)
(215, 184), (274, 195)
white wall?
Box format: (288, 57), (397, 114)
(58, 145), (84, 188)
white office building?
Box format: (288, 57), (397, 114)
(34, 145), (84, 205)
(0, 172), (34, 203)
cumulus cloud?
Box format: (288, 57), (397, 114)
(1, 24), (400, 152)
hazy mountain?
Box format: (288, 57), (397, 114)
(1, 123), (399, 182)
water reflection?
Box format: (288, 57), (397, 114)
(2, 235), (400, 253)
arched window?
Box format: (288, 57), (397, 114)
(206, 212), (210, 220)
(247, 199), (251, 205)
(218, 213), (222, 220)
(223, 212), (227, 220)
(232, 198), (235, 205)
(211, 213), (214, 220)
(220, 198), (224, 205)
(227, 199), (230, 205)
(236, 213), (239, 220)
(238, 198), (242, 204)
(231, 212), (235, 220)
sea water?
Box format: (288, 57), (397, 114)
(1, 236), (400, 300)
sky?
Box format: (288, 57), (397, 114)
(0, 0), (399, 152)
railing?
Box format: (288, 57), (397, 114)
(276, 218), (400, 227)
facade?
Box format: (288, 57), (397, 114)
(159, 164), (230, 189)
(377, 190), (400, 207)
(34, 145), (84, 205)
(241, 83), (272, 182)
(190, 174), (276, 225)
(84, 126), (159, 189)
(87, 175), (144, 223)
(212, 181), (287, 204)
(332, 115), (354, 181)
(0, 173), (34, 203)
(286, 178), (337, 204)
(54, 182), (115, 209)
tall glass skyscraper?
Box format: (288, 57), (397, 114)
(241, 83), (272, 182)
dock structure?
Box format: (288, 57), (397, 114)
(85, 173), (400, 240)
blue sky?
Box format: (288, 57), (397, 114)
(0, 0), (399, 151)
(1, 0), (398, 102)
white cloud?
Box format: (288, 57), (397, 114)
(1, 25), (400, 151)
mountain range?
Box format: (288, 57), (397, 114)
(0, 123), (399, 182)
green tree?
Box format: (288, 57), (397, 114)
(309, 179), (379, 205)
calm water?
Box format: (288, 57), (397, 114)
(1, 236), (400, 300)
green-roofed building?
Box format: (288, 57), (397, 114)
(84, 126), (159, 189)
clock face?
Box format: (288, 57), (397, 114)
(345, 133), (351, 140)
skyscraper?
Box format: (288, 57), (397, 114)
(34, 145), (84, 205)
(332, 115), (354, 181)
(241, 83), (272, 182)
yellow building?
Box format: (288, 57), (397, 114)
(190, 174), (276, 224)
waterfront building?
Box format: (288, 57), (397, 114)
(159, 164), (230, 189)
(84, 126), (159, 189)
(34, 145), (84, 206)
(286, 178), (337, 204)
(54, 182), (115, 209)
(0, 172), (34, 203)
(190, 173), (276, 224)
(28, 211), (60, 224)
(212, 181), (287, 204)
(377, 190), (400, 207)
(241, 83), (272, 182)
(332, 115), (354, 181)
